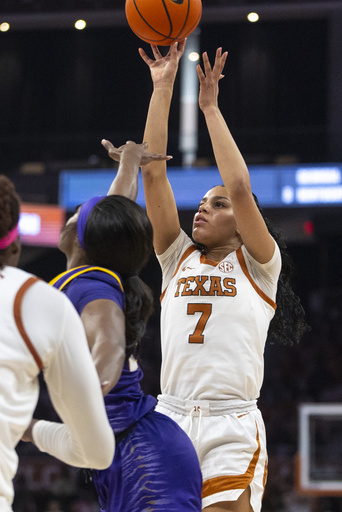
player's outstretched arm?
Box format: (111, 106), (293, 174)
(198, 48), (275, 263)
(140, 42), (185, 255)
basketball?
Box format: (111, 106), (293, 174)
(125, 0), (202, 46)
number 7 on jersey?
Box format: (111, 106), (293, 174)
(187, 303), (212, 344)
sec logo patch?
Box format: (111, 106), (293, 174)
(218, 261), (234, 273)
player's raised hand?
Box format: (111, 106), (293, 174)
(138, 39), (186, 89)
(102, 139), (172, 166)
(197, 47), (228, 112)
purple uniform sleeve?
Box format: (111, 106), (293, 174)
(65, 275), (125, 315)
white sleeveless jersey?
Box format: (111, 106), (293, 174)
(157, 230), (281, 402)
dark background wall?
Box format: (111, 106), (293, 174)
(0, 18), (330, 171)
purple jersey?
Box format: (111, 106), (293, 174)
(50, 266), (157, 432)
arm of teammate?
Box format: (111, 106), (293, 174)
(80, 298), (126, 397)
(22, 285), (114, 469)
(102, 140), (172, 200)
(140, 42), (185, 255)
(197, 48), (275, 263)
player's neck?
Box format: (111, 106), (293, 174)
(66, 251), (88, 270)
(204, 241), (241, 263)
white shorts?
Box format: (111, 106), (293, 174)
(156, 395), (267, 511)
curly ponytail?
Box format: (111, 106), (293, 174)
(262, 213), (310, 345)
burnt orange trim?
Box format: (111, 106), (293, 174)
(160, 245), (197, 302)
(262, 454), (268, 500)
(14, 277), (43, 371)
(199, 254), (220, 267)
(236, 247), (277, 311)
(202, 424), (261, 499)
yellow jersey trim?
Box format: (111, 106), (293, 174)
(49, 265), (124, 292)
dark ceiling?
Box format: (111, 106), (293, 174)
(1, 1), (342, 28)
(0, 0), (342, 12)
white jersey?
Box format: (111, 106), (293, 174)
(157, 229), (281, 402)
(0, 266), (114, 511)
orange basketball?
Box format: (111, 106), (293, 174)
(125, 0), (202, 46)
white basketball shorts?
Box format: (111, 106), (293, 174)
(156, 396), (267, 511)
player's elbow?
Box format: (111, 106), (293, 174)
(90, 450), (114, 470)
(84, 430), (115, 470)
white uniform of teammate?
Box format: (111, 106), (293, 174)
(155, 229), (281, 510)
(0, 266), (115, 512)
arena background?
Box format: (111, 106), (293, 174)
(1, 1), (342, 511)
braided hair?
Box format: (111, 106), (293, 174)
(0, 175), (20, 270)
